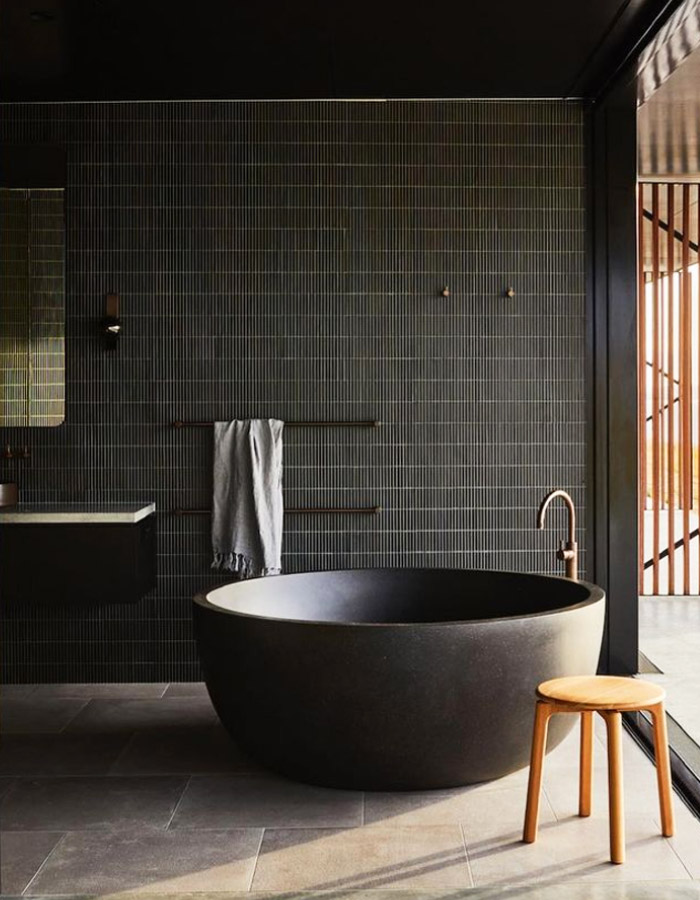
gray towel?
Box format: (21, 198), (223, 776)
(211, 419), (284, 578)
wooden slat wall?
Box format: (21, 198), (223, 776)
(652, 184), (661, 594)
(640, 182), (700, 595)
(638, 186), (647, 593)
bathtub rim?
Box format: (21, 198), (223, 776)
(193, 567), (605, 628)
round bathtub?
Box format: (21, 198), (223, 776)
(194, 568), (605, 790)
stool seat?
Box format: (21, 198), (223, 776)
(537, 675), (666, 711)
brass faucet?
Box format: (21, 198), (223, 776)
(537, 489), (578, 580)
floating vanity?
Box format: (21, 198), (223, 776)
(0, 503), (156, 605)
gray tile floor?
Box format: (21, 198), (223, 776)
(640, 596), (700, 746)
(1, 683), (699, 897)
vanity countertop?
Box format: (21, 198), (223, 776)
(0, 503), (156, 524)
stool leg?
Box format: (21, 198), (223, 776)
(523, 700), (553, 843)
(650, 701), (674, 837)
(603, 710), (625, 864)
(579, 710), (594, 817)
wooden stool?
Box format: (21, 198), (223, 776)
(522, 675), (674, 864)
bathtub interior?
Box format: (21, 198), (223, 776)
(204, 568), (597, 625)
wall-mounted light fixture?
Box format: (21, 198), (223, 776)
(101, 292), (121, 350)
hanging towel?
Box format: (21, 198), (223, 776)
(211, 419), (284, 578)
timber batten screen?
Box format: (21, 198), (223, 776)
(639, 182), (700, 595)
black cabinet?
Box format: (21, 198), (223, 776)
(0, 514), (156, 605)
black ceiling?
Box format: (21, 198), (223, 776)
(0, 0), (678, 102)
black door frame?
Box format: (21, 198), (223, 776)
(586, 0), (695, 675)
(590, 6), (700, 815)
(586, 0), (700, 675)
(588, 75), (640, 675)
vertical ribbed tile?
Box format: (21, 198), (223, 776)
(0, 100), (586, 682)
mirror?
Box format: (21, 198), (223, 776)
(0, 187), (65, 426)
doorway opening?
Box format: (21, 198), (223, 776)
(637, 180), (700, 772)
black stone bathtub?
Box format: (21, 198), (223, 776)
(194, 568), (605, 790)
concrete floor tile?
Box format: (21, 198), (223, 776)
(612, 732), (658, 770)
(10, 885), (700, 900)
(591, 716), (654, 761)
(679, 630), (700, 648)
(0, 776), (186, 831)
(539, 723), (584, 768)
(1, 676), (697, 897)
(0, 733), (130, 777)
(543, 765), (674, 822)
(641, 636), (700, 676)
(466, 816), (691, 886)
(460, 786), (557, 844)
(0, 698), (88, 735)
(32, 683), (168, 700)
(0, 831), (64, 895)
(0, 831), (63, 897)
(162, 683), (210, 698)
(661, 681), (700, 743)
(251, 826), (472, 891)
(661, 801), (700, 878)
(65, 697), (218, 735)
(553, 724), (652, 772)
(471, 766), (531, 791)
(0, 685), (36, 700)
(110, 726), (258, 775)
(24, 828), (262, 894)
(366, 783), (546, 829)
(171, 773), (363, 829)
(0, 777), (15, 799)
(300, 884), (700, 900)
(640, 597), (700, 746)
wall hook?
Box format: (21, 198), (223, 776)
(505, 286), (516, 298)
(101, 292), (121, 350)
(441, 286), (450, 297)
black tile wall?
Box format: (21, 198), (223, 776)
(0, 100), (586, 683)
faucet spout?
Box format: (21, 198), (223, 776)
(537, 489), (578, 580)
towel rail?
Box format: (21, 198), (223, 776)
(173, 420), (380, 428)
(173, 506), (381, 516)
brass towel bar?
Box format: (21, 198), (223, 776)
(173, 506), (381, 516)
(173, 419), (380, 428)
(173, 419), (381, 518)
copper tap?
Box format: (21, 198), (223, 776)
(537, 489), (578, 580)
